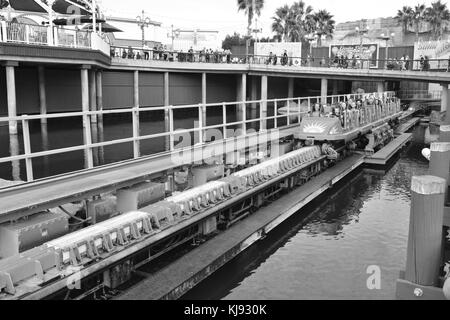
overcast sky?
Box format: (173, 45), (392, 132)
(100, 0), (439, 40)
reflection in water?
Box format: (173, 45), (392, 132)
(182, 125), (428, 300)
(41, 123), (50, 177)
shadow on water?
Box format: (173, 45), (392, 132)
(181, 125), (429, 300)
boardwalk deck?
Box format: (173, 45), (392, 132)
(118, 154), (364, 300)
(365, 133), (413, 166)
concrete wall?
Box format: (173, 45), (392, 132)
(206, 74), (237, 103)
(139, 72), (164, 107)
(169, 73), (202, 106)
(103, 71), (134, 109)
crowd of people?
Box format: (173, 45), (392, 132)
(265, 50), (290, 66)
(111, 45), (234, 63)
(307, 93), (399, 130)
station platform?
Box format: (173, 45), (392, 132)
(364, 133), (413, 166)
(395, 117), (421, 134)
(118, 154), (365, 300)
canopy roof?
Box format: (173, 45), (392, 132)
(8, 0), (91, 15)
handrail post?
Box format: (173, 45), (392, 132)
(25, 25), (30, 44)
(274, 100), (277, 129)
(242, 101), (247, 134)
(22, 116), (34, 182)
(0, 21), (6, 42)
(405, 175), (446, 287)
(83, 110), (94, 169)
(198, 104), (203, 144)
(222, 103), (227, 139)
(169, 107), (174, 150)
(132, 107), (140, 158)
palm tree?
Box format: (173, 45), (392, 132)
(412, 3), (427, 41)
(0, 0), (9, 10)
(288, 1), (314, 42)
(312, 9), (335, 46)
(395, 6), (414, 33)
(425, 0), (450, 40)
(237, 0), (265, 36)
(271, 4), (291, 42)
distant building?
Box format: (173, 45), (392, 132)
(172, 29), (220, 51)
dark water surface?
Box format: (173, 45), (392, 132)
(181, 125), (429, 300)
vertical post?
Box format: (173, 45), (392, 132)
(377, 81), (385, 94)
(260, 75), (268, 130)
(5, 62), (18, 135)
(25, 25), (30, 44)
(89, 70), (97, 124)
(38, 66), (47, 125)
(236, 73), (247, 133)
(133, 70), (140, 158)
(288, 78), (294, 99)
(429, 142), (450, 198)
(96, 70), (104, 165)
(222, 103), (227, 139)
(439, 125), (450, 143)
(441, 83), (448, 115)
(321, 78), (328, 104)
(164, 72), (170, 151)
(22, 117), (33, 182)
(405, 175), (446, 286)
(1, 21), (7, 42)
(169, 107), (174, 151)
(201, 72), (207, 141)
(81, 66), (94, 168)
(250, 76), (258, 128)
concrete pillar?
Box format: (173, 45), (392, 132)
(5, 62), (18, 135)
(133, 70), (140, 157)
(288, 78), (294, 99)
(81, 65), (94, 168)
(320, 78), (328, 104)
(405, 175), (446, 286)
(442, 83), (450, 120)
(133, 70), (139, 108)
(81, 67), (90, 114)
(38, 66), (47, 125)
(261, 75), (268, 130)
(96, 70), (104, 165)
(201, 72), (207, 130)
(236, 74), (247, 127)
(89, 70), (97, 123)
(164, 72), (170, 151)
(377, 81), (385, 94)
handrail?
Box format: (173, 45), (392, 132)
(0, 91), (399, 183)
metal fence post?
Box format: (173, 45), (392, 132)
(132, 107), (140, 158)
(222, 103), (227, 139)
(169, 107), (174, 151)
(22, 116), (34, 182)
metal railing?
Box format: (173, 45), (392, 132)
(110, 45), (450, 73)
(397, 90), (442, 100)
(0, 91), (398, 182)
(0, 21), (106, 52)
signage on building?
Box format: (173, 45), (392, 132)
(329, 44), (379, 68)
(255, 42), (302, 60)
(414, 40), (450, 69)
(173, 30), (220, 51)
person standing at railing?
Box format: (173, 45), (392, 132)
(281, 50), (288, 66)
(405, 55), (410, 71)
(143, 42), (150, 60)
(226, 49), (231, 64)
(266, 52), (273, 65)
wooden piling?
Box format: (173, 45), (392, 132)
(429, 142), (450, 197)
(405, 175), (446, 287)
(439, 125), (450, 143)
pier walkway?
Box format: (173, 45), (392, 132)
(365, 133), (413, 165)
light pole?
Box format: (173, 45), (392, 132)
(355, 24), (369, 68)
(136, 10), (151, 48)
(168, 25), (180, 50)
(379, 32), (395, 69)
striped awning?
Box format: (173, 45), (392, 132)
(8, 0), (91, 15)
